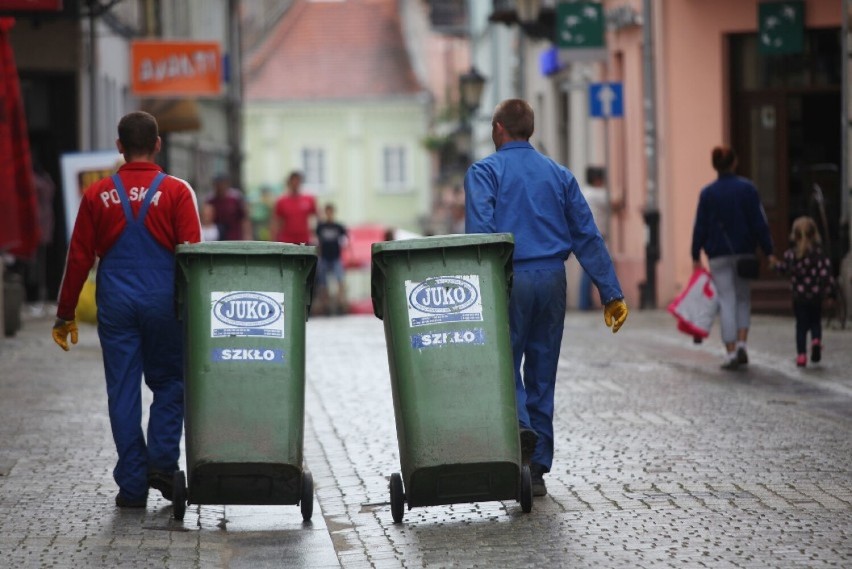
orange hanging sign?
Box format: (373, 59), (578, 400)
(131, 40), (222, 97)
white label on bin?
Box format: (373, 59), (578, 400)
(404, 275), (483, 327)
(211, 348), (285, 363)
(410, 328), (486, 349)
(210, 291), (285, 337)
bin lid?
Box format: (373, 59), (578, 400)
(371, 233), (513, 257)
(176, 241), (317, 258)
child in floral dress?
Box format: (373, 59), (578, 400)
(773, 216), (837, 367)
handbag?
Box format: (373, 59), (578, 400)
(735, 256), (760, 279)
(719, 222), (760, 279)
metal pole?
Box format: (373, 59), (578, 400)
(88, 0), (97, 150)
(227, 0), (244, 188)
(843, 0), (851, 253)
(640, 0), (660, 309)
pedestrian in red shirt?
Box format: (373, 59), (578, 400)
(271, 171), (317, 244)
(52, 111), (202, 509)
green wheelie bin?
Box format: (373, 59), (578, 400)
(370, 233), (532, 523)
(173, 241), (317, 522)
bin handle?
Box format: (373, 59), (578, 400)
(174, 257), (188, 321)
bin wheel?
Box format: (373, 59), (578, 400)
(300, 470), (314, 522)
(520, 465), (532, 513)
(389, 472), (405, 524)
(172, 470), (187, 521)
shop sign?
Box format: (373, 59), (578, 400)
(556, 1), (604, 50)
(758, 1), (804, 55)
(0, 0), (63, 11)
(131, 40), (221, 97)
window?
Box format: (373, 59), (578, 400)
(301, 147), (326, 192)
(382, 145), (408, 191)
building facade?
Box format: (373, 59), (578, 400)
(471, 0), (847, 315)
(242, 0), (432, 234)
(5, 0), (241, 300)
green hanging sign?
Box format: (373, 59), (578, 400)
(556, 2), (605, 50)
(758, 1), (804, 55)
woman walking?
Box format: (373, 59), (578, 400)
(691, 146), (776, 370)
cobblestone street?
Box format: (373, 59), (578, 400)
(1, 309), (850, 567)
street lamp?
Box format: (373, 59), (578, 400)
(459, 66), (487, 115)
(455, 67), (486, 169)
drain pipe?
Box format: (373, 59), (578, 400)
(640, 0), (660, 309)
(842, 0), (852, 323)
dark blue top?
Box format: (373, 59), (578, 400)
(690, 173), (774, 261)
(464, 141), (623, 305)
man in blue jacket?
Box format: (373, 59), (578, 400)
(465, 99), (628, 497)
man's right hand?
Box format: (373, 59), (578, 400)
(52, 319), (78, 351)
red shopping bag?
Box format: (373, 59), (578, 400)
(667, 268), (718, 339)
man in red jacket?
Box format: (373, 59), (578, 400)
(52, 111), (201, 508)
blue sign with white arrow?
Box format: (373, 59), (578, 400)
(589, 82), (624, 118)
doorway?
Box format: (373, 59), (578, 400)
(20, 71), (78, 302)
(730, 29), (844, 275)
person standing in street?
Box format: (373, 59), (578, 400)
(315, 202), (349, 315)
(51, 111), (202, 508)
(205, 173), (251, 240)
(465, 99), (628, 497)
(691, 146), (776, 370)
(271, 171), (318, 245)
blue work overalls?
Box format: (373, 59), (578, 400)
(96, 172), (183, 502)
(509, 264), (567, 472)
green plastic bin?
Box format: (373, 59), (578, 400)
(371, 233), (532, 523)
(172, 241), (317, 521)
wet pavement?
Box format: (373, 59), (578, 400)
(1, 307), (850, 568)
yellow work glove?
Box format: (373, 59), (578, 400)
(52, 318), (79, 351)
(603, 299), (628, 334)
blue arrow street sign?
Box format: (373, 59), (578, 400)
(589, 82), (624, 118)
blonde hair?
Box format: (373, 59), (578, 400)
(790, 216), (821, 259)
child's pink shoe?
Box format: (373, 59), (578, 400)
(796, 354), (807, 367)
(811, 339), (822, 363)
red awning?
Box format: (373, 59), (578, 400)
(0, 17), (39, 258)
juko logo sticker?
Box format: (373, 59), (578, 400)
(405, 275), (483, 327)
(211, 291), (285, 337)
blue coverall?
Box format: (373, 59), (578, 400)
(465, 141), (623, 472)
(96, 173), (184, 502)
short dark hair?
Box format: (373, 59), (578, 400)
(493, 99), (534, 140)
(711, 145), (737, 173)
(118, 111), (159, 157)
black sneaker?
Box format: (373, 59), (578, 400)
(811, 340), (822, 363)
(519, 428), (538, 465)
(115, 493), (146, 508)
(148, 470), (175, 501)
(720, 358), (739, 371)
(736, 347), (748, 365)
(530, 464), (547, 497)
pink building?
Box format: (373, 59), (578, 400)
(603, 0), (844, 310)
